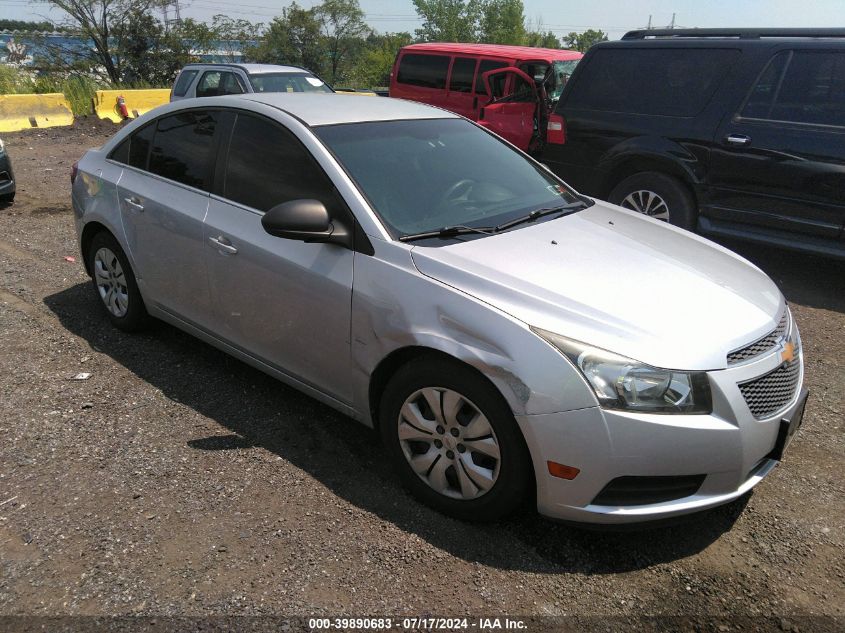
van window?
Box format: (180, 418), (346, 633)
(475, 60), (509, 93)
(149, 111), (218, 190)
(449, 57), (477, 93)
(770, 51), (845, 126)
(173, 70), (198, 97)
(397, 54), (450, 89)
(566, 48), (740, 116)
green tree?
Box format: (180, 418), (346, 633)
(205, 15), (263, 63)
(525, 30), (561, 48)
(351, 31), (412, 88)
(317, 0), (368, 84)
(479, 0), (525, 45)
(40, 0), (154, 83)
(249, 2), (326, 76)
(411, 0), (482, 42)
(115, 8), (193, 85)
(562, 29), (608, 52)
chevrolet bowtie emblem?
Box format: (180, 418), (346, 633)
(781, 341), (795, 364)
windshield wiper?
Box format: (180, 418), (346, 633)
(493, 201), (589, 232)
(399, 225), (495, 242)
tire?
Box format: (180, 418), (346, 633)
(87, 231), (149, 332)
(379, 356), (532, 522)
(608, 171), (697, 230)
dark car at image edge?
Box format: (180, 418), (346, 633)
(542, 28), (845, 259)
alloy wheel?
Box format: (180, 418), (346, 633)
(621, 189), (671, 221)
(93, 247), (129, 318)
(397, 387), (501, 500)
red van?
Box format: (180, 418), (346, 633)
(389, 43), (582, 153)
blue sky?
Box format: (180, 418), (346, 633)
(3, 0), (844, 40)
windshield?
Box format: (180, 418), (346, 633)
(315, 118), (581, 239)
(546, 60), (580, 102)
(249, 72), (333, 94)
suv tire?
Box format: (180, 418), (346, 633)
(609, 172), (697, 230)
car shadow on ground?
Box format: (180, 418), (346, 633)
(45, 282), (748, 575)
(714, 239), (845, 313)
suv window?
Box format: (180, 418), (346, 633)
(566, 48), (740, 116)
(196, 71), (245, 98)
(741, 51), (790, 119)
(449, 57), (476, 93)
(173, 69), (198, 97)
(223, 114), (343, 214)
(475, 59), (509, 94)
(397, 54), (450, 89)
(149, 111), (218, 190)
(770, 51), (845, 126)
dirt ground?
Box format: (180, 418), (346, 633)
(0, 118), (843, 632)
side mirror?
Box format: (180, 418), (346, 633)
(261, 199), (351, 248)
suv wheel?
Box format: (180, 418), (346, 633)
(379, 357), (531, 522)
(608, 172), (696, 230)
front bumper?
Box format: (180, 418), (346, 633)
(516, 347), (805, 525)
(0, 154), (14, 197)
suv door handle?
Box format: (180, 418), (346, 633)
(208, 235), (238, 255)
(124, 197), (144, 212)
(725, 134), (752, 146)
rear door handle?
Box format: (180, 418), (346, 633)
(725, 134), (752, 146)
(124, 196), (144, 212)
(208, 235), (238, 255)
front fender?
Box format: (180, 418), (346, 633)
(598, 135), (706, 192)
(349, 241), (597, 426)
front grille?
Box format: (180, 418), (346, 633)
(591, 475), (706, 507)
(739, 358), (801, 419)
(728, 310), (789, 365)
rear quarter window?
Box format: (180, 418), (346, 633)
(397, 53), (450, 89)
(565, 48), (740, 116)
(173, 69), (198, 97)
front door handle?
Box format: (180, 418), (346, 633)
(725, 134), (752, 146)
(124, 196), (144, 212)
(208, 235), (238, 255)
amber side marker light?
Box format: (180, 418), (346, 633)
(547, 461), (580, 480)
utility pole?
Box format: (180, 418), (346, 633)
(669, 13), (676, 29)
(647, 15), (653, 30)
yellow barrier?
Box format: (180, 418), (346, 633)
(0, 93), (74, 132)
(94, 89), (171, 123)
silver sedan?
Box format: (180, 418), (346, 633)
(71, 93), (806, 524)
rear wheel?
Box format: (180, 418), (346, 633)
(608, 171), (696, 230)
(379, 357), (531, 522)
(87, 231), (149, 332)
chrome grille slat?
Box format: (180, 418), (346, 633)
(738, 358), (801, 419)
(728, 310), (789, 365)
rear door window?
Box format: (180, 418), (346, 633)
(223, 113), (344, 215)
(196, 71), (245, 97)
(149, 111), (218, 190)
(475, 59), (509, 93)
(397, 54), (450, 89)
(173, 69), (198, 97)
(449, 57), (477, 93)
(770, 51), (845, 126)
(108, 122), (154, 170)
(566, 48), (740, 116)
(741, 52), (791, 119)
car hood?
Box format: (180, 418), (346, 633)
(410, 202), (783, 370)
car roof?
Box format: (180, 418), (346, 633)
(401, 42), (582, 61)
(230, 93), (460, 126)
(183, 63), (312, 75)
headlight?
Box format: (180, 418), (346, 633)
(532, 327), (712, 414)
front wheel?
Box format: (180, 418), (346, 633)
(379, 357), (532, 522)
(608, 171), (697, 230)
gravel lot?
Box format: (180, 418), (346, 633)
(0, 119), (843, 632)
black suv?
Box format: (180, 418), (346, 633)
(542, 28), (845, 258)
